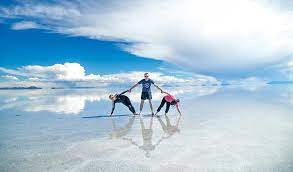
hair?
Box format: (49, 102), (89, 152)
(144, 72), (149, 75)
(170, 99), (180, 105)
(109, 94), (113, 99)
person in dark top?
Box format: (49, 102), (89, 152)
(109, 90), (137, 116)
(128, 73), (164, 115)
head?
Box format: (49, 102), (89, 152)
(171, 99), (180, 105)
(144, 73), (149, 80)
(109, 94), (115, 101)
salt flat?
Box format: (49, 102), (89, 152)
(0, 85), (293, 172)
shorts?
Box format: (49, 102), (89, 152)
(141, 92), (152, 100)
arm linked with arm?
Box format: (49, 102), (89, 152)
(119, 90), (128, 95)
(161, 91), (171, 95)
(129, 83), (139, 92)
(153, 83), (163, 93)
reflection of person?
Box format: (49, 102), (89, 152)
(128, 73), (163, 115)
(157, 115), (181, 139)
(155, 91), (181, 116)
(109, 90), (137, 116)
(110, 117), (135, 139)
(123, 117), (164, 158)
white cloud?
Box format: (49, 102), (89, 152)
(1, 0), (293, 74)
(21, 63), (87, 81)
(0, 62), (219, 87)
(11, 21), (41, 30)
(0, 3), (81, 20)
(28, 77), (40, 81)
(1, 75), (19, 80)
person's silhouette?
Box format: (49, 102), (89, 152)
(157, 115), (181, 139)
(123, 117), (164, 158)
(110, 116), (135, 139)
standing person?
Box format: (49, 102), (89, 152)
(155, 91), (182, 116)
(128, 73), (163, 115)
(109, 90), (137, 116)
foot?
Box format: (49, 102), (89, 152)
(155, 112), (159, 116)
(151, 112), (155, 116)
(133, 113), (139, 116)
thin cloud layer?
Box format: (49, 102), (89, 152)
(11, 21), (41, 30)
(1, 0), (293, 74)
(1, 75), (19, 81)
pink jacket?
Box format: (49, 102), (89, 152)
(164, 94), (179, 107)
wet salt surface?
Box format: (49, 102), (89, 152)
(0, 85), (293, 172)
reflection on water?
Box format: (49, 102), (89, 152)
(0, 86), (218, 114)
(110, 115), (181, 158)
(123, 117), (158, 158)
(157, 115), (181, 138)
(1, 85), (293, 171)
(110, 116), (135, 139)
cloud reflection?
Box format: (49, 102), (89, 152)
(0, 86), (219, 115)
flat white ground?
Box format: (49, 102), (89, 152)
(0, 85), (293, 172)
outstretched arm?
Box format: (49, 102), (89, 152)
(119, 90), (128, 95)
(161, 91), (171, 95)
(110, 102), (116, 116)
(122, 137), (139, 147)
(128, 83), (139, 92)
(153, 83), (163, 93)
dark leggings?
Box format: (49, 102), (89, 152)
(157, 98), (171, 113)
(122, 98), (136, 114)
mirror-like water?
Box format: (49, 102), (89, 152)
(0, 85), (293, 172)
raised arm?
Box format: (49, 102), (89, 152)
(110, 102), (116, 116)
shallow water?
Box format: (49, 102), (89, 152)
(0, 85), (293, 172)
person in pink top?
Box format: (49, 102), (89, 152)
(155, 91), (182, 116)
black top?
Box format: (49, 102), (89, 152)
(110, 90), (128, 115)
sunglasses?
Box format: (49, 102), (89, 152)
(144, 75), (149, 78)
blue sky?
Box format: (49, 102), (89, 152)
(0, 23), (163, 74)
(0, 0), (293, 87)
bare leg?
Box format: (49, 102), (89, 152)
(149, 99), (154, 115)
(139, 100), (144, 115)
